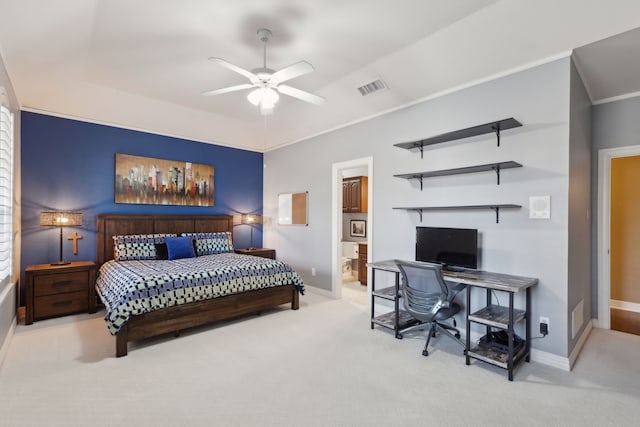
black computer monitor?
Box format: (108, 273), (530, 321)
(415, 226), (478, 270)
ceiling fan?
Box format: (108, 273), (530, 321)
(202, 28), (325, 115)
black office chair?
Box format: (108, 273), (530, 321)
(396, 260), (466, 356)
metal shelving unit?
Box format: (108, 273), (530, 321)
(368, 260), (419, 338)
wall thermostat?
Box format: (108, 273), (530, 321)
(529, 195), (551, 219)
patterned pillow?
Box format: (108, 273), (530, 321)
(113, 234), (177, 261)
(182, 232), (234, 256)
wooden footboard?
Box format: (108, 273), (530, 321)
(96, 214), (302, 358)
(116, 285), (299, 357)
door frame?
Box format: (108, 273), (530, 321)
(331, 156), (373, 300)
(596, 144), (640, 329)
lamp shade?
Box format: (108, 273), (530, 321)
(241, 214), (262, 225)
(40, 212), (83, 227)
(40, 211), (83, 265)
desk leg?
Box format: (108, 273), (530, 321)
(370, 268), (376, 330)
(525, 286), (531, 363)
(465, 285), (471, 365)
(485, 289), (491, 337)
(394, 272), (401, 339)
(507, 292), (515, 381)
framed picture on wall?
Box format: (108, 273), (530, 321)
(350, 220), (366, 237)
(115, 153), (214, 206)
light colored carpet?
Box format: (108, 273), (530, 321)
(1, 292), (639, 427)
(341, 279), (368, 309)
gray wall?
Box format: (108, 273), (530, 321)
(567, 59), (592, 355)
(265, 57), (575, 357)
(591, 96), (640, 317)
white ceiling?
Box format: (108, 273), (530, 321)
(1, 0), (640, 152)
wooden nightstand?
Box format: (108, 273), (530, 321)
(235, 248), (276, 260)
(25, 261), (97, 325)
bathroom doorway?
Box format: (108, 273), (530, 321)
(331, 157), (373, 311)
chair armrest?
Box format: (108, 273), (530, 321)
(445, 281), (467, 297)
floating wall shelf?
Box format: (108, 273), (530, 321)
(394, 161), (522, 189)
(394, 118), (522, 158)
(392, 204), (521, 223)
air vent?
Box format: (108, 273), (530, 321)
(357, 79), (387, 96)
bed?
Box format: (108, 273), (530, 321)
(95, 214), (303, 357)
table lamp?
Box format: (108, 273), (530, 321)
(241, 214), (262, 249)
(39, 211), (82, 265)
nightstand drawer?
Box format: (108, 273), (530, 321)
(34, 291), (88, 319)
(25, 261), (97, 325)
(34, 271), (88, 296)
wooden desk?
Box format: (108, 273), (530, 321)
(367, 259), (538, 380)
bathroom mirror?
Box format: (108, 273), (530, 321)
(278, 192), (308, 225)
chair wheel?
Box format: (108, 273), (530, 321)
(455, 333), (461, 339)
(422, 349), (429, 356)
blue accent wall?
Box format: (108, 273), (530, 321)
(20, 111), (263, 278)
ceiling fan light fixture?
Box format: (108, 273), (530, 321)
(262, 88), (279, 106)
(247, 87), (279, 110)
(247, 88), (262, 106)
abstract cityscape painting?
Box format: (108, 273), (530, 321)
(115, 153), (214, 206)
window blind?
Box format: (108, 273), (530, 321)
(0, 104), (13, 286)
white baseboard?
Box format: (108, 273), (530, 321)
(594, 300), (640, 328)
(568, 319), (593, 369)
(304, 285), (334, 299)
(0, 317), (16, 370)
(530, 347), (570, 371)
(528, 319), (593, 371)
(610, 300), (640, 313)
(0, 281), (17, 371)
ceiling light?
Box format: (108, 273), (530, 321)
(247, 87), (280, 114)
(247, 87), (280, 106)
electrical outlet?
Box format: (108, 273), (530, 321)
(540, 316), (549, 335)
(311, 267), (316, 276)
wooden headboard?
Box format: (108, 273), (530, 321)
(96, 214), (234, 267)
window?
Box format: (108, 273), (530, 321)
(0, 104), (13, 287)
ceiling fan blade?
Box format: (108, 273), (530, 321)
(201, 83), (254, 96)
(208, 57), (258, 81)
(271, 61), (314, 84)
(277, 84), (325, 105)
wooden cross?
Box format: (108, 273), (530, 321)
(67, 231), (83, 255)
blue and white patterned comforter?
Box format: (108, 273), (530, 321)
(96, 253), (305, 335)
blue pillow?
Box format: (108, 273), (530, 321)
(165, 237), (196, 260)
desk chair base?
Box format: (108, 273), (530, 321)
(400, 320), (465, 357)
